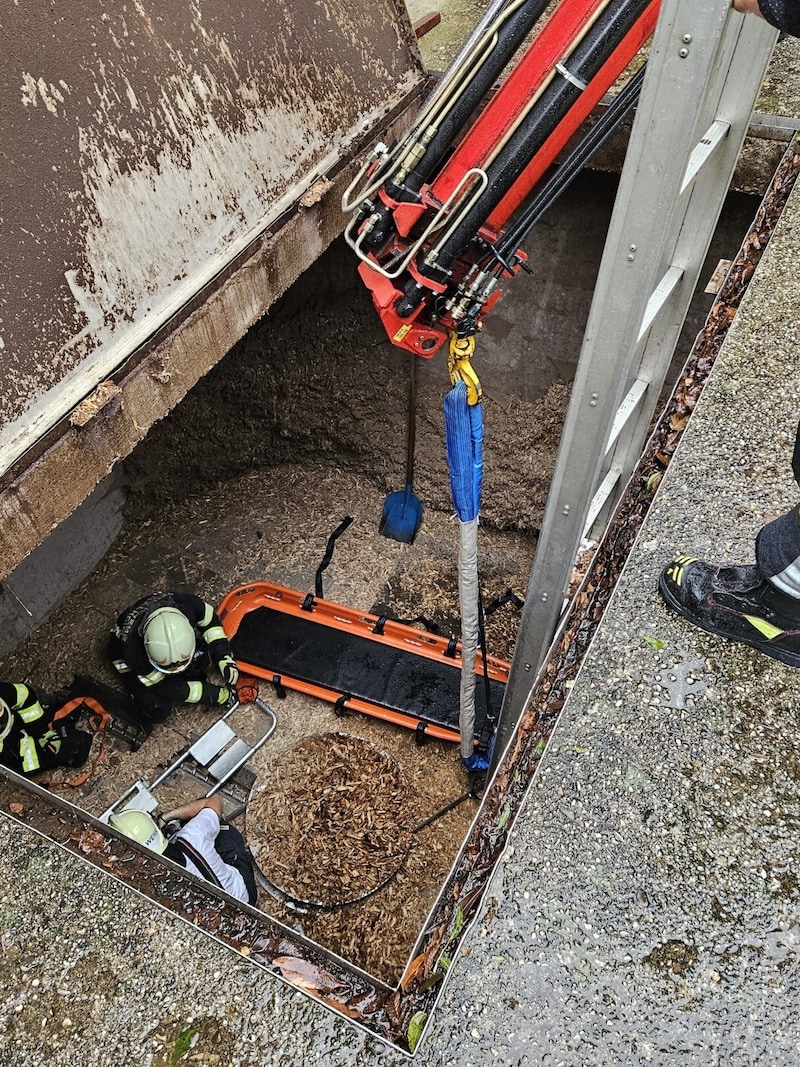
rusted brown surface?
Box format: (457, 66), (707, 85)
(0, 0), (425, 579)
(0, 98), (426, 584)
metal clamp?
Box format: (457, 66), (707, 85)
(555, 61), (588, 91)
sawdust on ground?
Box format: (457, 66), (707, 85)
(0, 241), (567, 984)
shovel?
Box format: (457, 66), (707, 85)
(379, 355), (423, 543)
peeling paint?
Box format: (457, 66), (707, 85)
(0, 0), (422, 474)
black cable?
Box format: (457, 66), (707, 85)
(495, 63), (647, 263)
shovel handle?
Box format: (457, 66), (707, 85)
(406, 355), (417, 483)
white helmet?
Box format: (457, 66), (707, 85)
(108, 809), (167, 853)
(143, 606), (195, 673)
(0, 698), (11, 745)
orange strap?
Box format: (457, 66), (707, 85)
(39, 695), (111, 789)
(50, 695), (111, 733)
(41, 733), (107, 789)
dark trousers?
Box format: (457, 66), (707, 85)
(216, 824), (258, 906)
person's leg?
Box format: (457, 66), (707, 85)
(755, 504), (800, 597)
(659, 502), (800, 667)
(215, 824), (258, 905)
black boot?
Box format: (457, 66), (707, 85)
(658, 555), (800, 667)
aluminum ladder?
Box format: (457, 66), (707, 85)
(493, 0), (779, 768)
(99, 696), (278, 822)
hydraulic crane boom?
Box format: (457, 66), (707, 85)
(343, 0), (661, 358)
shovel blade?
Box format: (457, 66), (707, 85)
(379, 485), (423, 543)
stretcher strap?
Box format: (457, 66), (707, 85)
(314, 516), (354, 599)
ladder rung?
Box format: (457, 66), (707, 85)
(681, 119), (730, 194)
(583, 467), (621, 536)
(208, 738), (253, 781)
(606, 378), (648, 454)
(189, 719), (237, 765)
(120, 781), (159, 814)
(637, 264), (684, 343)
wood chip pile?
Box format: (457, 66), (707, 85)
(248, 733), (416, 907)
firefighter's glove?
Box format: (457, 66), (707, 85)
(218, 657), (239, 687)
(216, 687), (238, 711)
(40, 729), (63, 756)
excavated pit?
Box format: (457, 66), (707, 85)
(0, 168), (768, 1045)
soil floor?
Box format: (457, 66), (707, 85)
(0, 240), (565, 984)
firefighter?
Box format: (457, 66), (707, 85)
(108, 591), (239, 726)
(660, 418), (800, 667)
(732, 0), (800, 36)
(0, 682), (93, 776)
(109, 795), (257, 905)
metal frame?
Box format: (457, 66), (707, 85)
(99, 697), (278, 822)
(492, 0), (778, 770)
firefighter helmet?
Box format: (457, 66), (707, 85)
(108, 809), (167, 853)
(143, 607), (196, 673)
(0, 698), (11, 745)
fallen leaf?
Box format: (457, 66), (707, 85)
(318, 995), (362, 1019)
(273, 955), (346, 994)
(400, 953), (426, 991)
(76, 829), (107, 855)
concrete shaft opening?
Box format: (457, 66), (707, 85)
(1, 0), (796, 1056)
(0, 166), (772, 1048)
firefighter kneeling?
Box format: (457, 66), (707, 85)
(108, 591), (239, 731)
(0, 682), (93, 777)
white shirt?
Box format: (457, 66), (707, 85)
(172, 806), (248, 902)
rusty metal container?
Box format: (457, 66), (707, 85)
(0, 0), (425, 580)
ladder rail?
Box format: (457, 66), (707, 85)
(99, 697), (278, 821)
(491, 0), (777, 771)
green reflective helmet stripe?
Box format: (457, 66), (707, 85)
(744, 614), (784, 641)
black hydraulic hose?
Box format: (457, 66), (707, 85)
(415, 0), (653, 285)
(495, 61), (646, 260)
(394, 0), (553, 200)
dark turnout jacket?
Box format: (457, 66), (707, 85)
(109, 592), (235, 712)
(758, 0), (800, 35)
(0, 682), (72, 775)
